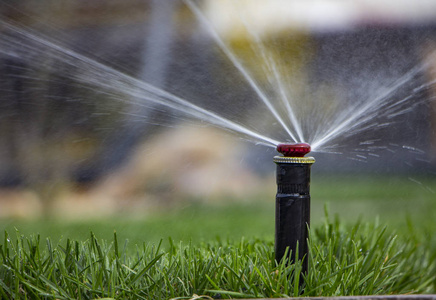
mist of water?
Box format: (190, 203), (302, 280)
(0, 20), (280, 147)
(1, 1), (435, 159)
(185, 0), (436, 155)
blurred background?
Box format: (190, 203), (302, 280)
(0, 0), (435, 242)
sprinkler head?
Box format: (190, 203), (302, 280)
(276, 143), (311, 157)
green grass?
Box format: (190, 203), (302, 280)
(1, 211), (435, 299)
(311, 174), (436, 228)
(0, 175), (435, 298)
(1, 175), (434, 245)
(0, 203), (275, 248)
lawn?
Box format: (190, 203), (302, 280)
(0, 175), (435, 299)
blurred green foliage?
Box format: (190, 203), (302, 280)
(1, 175), (435, 247)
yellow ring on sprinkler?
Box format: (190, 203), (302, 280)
(273, 156), (316, 164)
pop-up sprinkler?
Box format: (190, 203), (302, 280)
(274, 143), (315, 274)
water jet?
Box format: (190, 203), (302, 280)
(274, 143), (315, 275)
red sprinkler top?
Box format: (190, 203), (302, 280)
(276, 143), (311, 157)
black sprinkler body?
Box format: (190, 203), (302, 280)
(274, 143), (314, 274)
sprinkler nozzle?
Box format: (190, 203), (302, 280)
(277, 143), (311, 157)
(273, 143), (314, 277)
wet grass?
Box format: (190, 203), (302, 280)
(1, 211), (435, 299)
(0, 175), (435, 298)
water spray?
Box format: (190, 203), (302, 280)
(274, 143), (315, 274)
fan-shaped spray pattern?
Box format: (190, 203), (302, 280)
(0, 20), (279, 148)
(2, 5), (435, 154)
(185, 0), (300, 143)
(184, 0), (434, 155)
